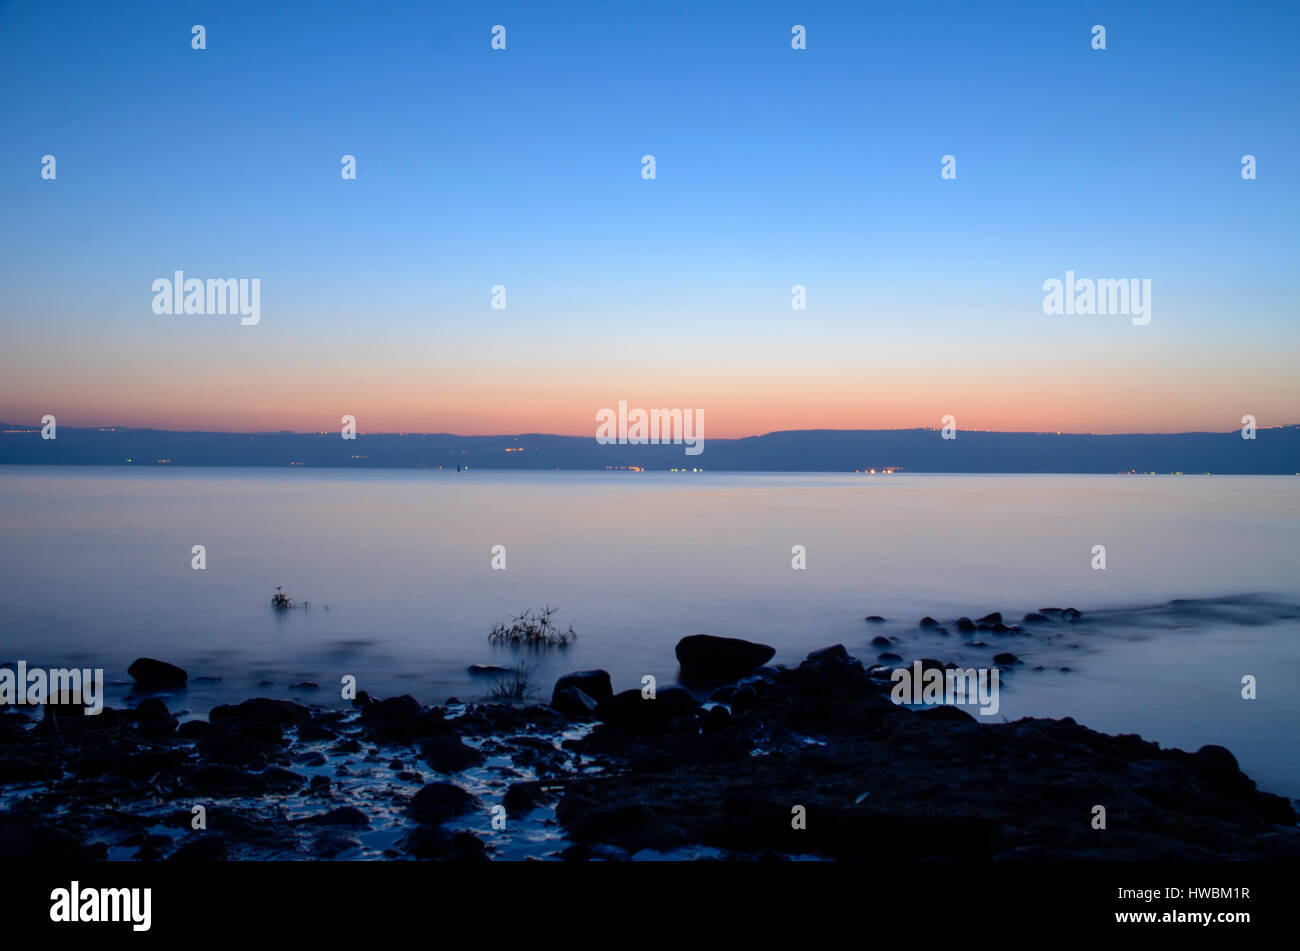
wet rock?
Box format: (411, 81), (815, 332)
(870, 635), (892, 647)
(596, 687), (697, 734)
(127, 657), (188, 689)
(865, 616), (886, 623)
(0, 756), (60, 784)
(186, 765), (269, 794)
(261, 766), (306, 789)
(807, 644), (851, 664)
(919, 617), (939, 629)
(553, 670), (614, 704)
(552, 685), (599, 719)
(210, 698), (311, 725)
(360, 695), (446, 743)
(468, 664), (508, 675)
(567, 803), (662, 849)
(131, 697), (178, 737)
(729, 685), (758, 715)
(0, 812), (87, 861)
(199, 732), (276, 766)
(403, 824), (452, 858)
(1023, 612), (1050, 624)
(297, 723), (337, 741)
(177, 719), (211, 740)
(313, 832), (361, 857)
(879, 652), (902, 662)
(675, 634), (775, 681)
(702, 704), (731, 733)
(448, 831), (489, 862)
(290, 681), (320, 691)
(993, 653), (1020, 665)
(408, 782), (477, 825)
(955, 617), (976, 633)
(1063, 608), (1082, 621)
(503, 781), (545, 815)
(293, 751), (328, 767)
(421, 734), (486, 773)
(302, 806), (369, 827)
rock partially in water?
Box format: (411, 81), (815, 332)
(503, 781), (546, 815)
(552, 685), (599, 719)
(127, 657), (188, 689)
(552, 669), (614, 704)
(675, 634), (775, 682)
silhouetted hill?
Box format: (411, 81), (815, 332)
(2, 424), (1296, 473)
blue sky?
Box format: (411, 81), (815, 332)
(1, 0), (1296, 435)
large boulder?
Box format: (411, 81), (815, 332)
(675, 635), (775, 681)
(127, 658), (188, 689)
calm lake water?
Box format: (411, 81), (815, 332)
(2, 467), (1298, 798)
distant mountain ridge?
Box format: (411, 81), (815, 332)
(2, 424), (1297, 474)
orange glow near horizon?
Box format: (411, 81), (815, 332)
(2, 340), (1295, 437)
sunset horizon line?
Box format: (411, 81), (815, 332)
(4, 419), (1295, 440)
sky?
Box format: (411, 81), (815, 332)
(0, 0), (1296, 438)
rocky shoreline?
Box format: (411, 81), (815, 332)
(2, 630), (1297, 861)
